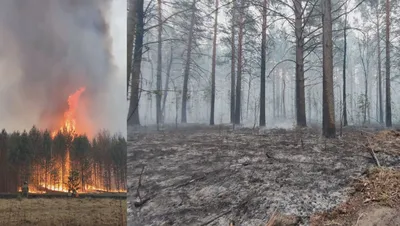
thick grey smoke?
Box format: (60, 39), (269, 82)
(0, 0), (126, 137)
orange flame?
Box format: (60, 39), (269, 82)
(52, 87), (86, 138)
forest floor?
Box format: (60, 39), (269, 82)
(127, 124), (400, 226)
(0, 198), (127, 226)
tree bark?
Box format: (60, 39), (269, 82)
(181, 0), (197, 123)
(210, 0), (219, 125)
(260, 0), (267, 126)
(385, 0), (391, 127)
(234, 0), (244, 125)
(156, 0), (163, 128)
(322, 0), (336, 138)
(294, 0), (307, 127)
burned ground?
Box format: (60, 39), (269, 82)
(127, 125), (400, 226)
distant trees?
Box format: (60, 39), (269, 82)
(0, 126), (126, 193)
(128, 0), (400, 135)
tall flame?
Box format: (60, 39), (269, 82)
(52, 87), (86, 137)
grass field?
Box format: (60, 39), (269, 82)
(0, 197), (127, 226)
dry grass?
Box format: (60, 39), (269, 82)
(0, 198), (127, 226)
(371, 130), (400, 155)
(311, 167), (400, 226)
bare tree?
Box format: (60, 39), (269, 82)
(230, 1), (237, 123)
(375, 6), (384, 124)
(235, 0), (244, 125)
(385, 0), (391, 127)
(156, 0), (163, 128)
(294, 0), (307, 127)
(128, 0), (144, 125)
(181, 0), (197, 123)
(342, 5), (348, 126)
(127, 0), (136, 97)
(210, 0), (219, 125)
(260, 0), (267, 127)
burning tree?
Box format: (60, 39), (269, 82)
(0, 127), (127, 193)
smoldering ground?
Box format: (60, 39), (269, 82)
(0, 0), (126, 137)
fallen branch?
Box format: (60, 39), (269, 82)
(133, 196), (151, 208)
(175, 174), (207, 189)
(136, 166), (145, 202)
(199, 209), (232, 226)
(265, 209), (278, 226)
(366, 138), (381, 167)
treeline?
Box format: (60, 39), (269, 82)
(0, 126), (126, 193)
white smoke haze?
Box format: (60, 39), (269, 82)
(0, 0), (126, 138)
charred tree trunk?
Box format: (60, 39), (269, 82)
(234, 0), (244, 125)
(181, 0), (196, 123)
(294, 0), (306, 127)
(342, 12), (348, 126)
(385, 0), (391, 127)
(210, 0), (219, 125)
(156, 0), (163, 128)
(230, 1), (237, 124)
(260, 0), (267, 126)
(127, 0), (144, 125)
(322, 0), (336, 138)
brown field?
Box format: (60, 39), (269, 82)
(0, 198), (127, 226)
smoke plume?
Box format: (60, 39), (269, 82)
(0, 0), (126, 137)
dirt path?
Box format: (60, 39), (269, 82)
(127, 125), (400, 226)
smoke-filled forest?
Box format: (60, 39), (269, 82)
(128, 0), (400, 225)
(0, 126), (127, 193)
(128, 0), (400, 133)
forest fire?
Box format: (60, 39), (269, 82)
(5, 88), (127, 195)
(51, 87), (86, 138)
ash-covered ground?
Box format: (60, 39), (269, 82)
(127, 124), (400, 226)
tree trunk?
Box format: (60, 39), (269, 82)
(377, 14), (383, 124)
(234, 0), (244, 125)
(161, 46), (173, 122)
(272, 71), (276, 118)
(322, 0), (336, 138)
(282, 71), (286, 118)
(247, 74), (252, 120)
(364, 76), (368, 125)
(127, 0), (136, 97)
(294, 0), (306, 127)
(181, 0), (196, 123)
(342, 11), (348, 126)
(156, 0), (163, 128)
(260, 0), (267, 126)
(230, 1), (237, 124)
(385, 0), (391, 127)
(127, 0), (144, 125)
(210, 0), (219, 125)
